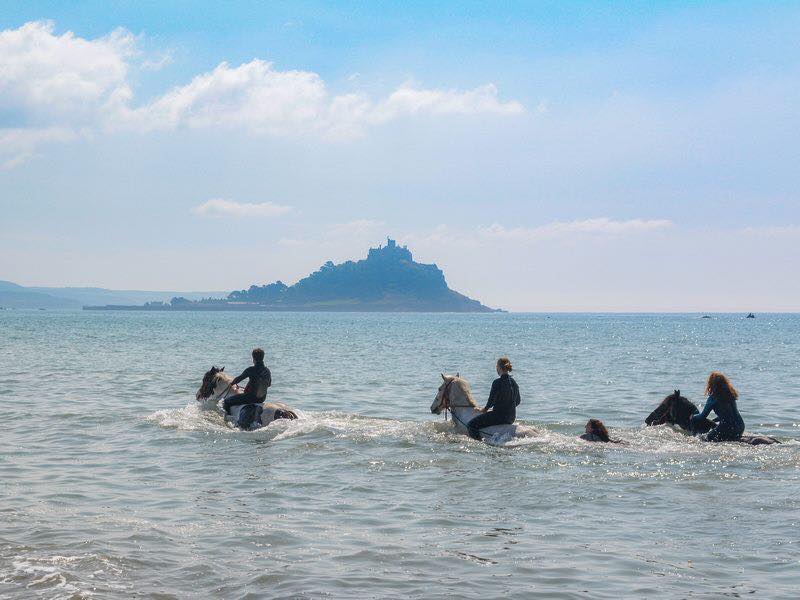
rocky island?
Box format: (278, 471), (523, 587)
(84, 239), (499, 312)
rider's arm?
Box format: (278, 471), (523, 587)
(485, 379), (499, 410)
(696, 396), (715, 420)
(514, 379), (521, 406)
(231, 366), (252, 386)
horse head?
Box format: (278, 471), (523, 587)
(645, 390), (714, 433)
(431, 373), (474, 414)
(196, 366), (224, 400)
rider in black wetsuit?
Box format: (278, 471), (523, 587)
(690, 371), (745, 442)
(223, 348), (272, 416)
(467, 357), (521, 440)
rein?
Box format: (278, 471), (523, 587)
(211, 378), (238, 402)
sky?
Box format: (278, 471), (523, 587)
(1, 1), (799, 311)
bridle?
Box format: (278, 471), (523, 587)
(439, 378), (474, 426)
(208, 373), (238, 402)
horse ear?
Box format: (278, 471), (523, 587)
(675, 389), (680, 396)
(456, 372), (460, 378)
(220, 366), (225, 371)
(441, 373), (446, 381)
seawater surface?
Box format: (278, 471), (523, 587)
(1, 311), (798, 599)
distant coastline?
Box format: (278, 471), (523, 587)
(81, 239), (500, 313)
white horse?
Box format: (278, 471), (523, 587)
(431, 374), (537, 443)
(196, 366), (298, 429)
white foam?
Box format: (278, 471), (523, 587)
(147, 403), (799, 468)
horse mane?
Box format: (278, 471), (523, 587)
(452, 377), (479, 409)
(198, 367), (235, 399)
(214, 371), (234, 385)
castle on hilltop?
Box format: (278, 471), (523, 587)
(86, 237), (498, 312)
(367, 238), (413, 262)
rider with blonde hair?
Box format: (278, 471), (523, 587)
(467, 357), (521, 440)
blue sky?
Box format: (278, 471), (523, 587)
(1, 1), (799, 310)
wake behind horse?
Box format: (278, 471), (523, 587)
(431, 374), (536, 443)
(196, 366), (298, 429)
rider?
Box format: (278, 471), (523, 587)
(690, 371), (745, 442)
(223, 348), (272, 416)
(467, 357), (521, 440)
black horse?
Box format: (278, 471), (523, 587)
(645, 390), (780, 445)
(645, 390), (715, 433)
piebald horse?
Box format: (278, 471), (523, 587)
(431, 374), (537, 442)
(196, 366), (298, 429)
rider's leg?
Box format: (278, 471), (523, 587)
(467, 411), (510, 440)
(236, 404), (263, 429)
(223, 392), (257, 415)
(705, 424), (741, 442)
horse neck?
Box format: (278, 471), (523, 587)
(214, 373), (235, 397)
(450, 403), (480, 423)
(449, 384), (480, 422)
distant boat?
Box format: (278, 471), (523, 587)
(701, 315), (712, 319)
(746, 312), (755, 318)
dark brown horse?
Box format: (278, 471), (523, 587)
(645, 390), (780, 445)
(645, 390), (715, 433)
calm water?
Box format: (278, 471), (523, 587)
(1, 311), (798, 599)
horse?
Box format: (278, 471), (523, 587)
(645, 390), (714, 433)
(645, 390), (780, 445)
(431, 374), (537, 443)
(196, 366), (298, 429)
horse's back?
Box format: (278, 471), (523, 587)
(481, 423), (537, 442)
(740, 434), (781, 445)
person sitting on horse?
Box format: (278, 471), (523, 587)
(467, 357), (521, 440)
(223, 348), (272, 415)
(690, 371), (745, 442)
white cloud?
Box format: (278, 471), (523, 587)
(479, 218), (673, 241)
(123, 61), (523, 138)
(0, 21), (525, 165)
(0, 21), (135, 125)
(370, 83), (524, 123)
(191, 198), (293, 218)
(127, 60), (331, 135)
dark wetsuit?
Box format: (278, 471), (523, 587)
(691, 395), (745, 442)
(467, 373), (521, 440)
(223, 361), (271, 415)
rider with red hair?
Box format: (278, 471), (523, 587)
(691, 371), (745, 442)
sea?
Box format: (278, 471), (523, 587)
(0, 310), (798, 599)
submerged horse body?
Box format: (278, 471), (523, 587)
(645, 390), (779, 445)
(431, 374), (536, 443)
(196, 366), (298, 429)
